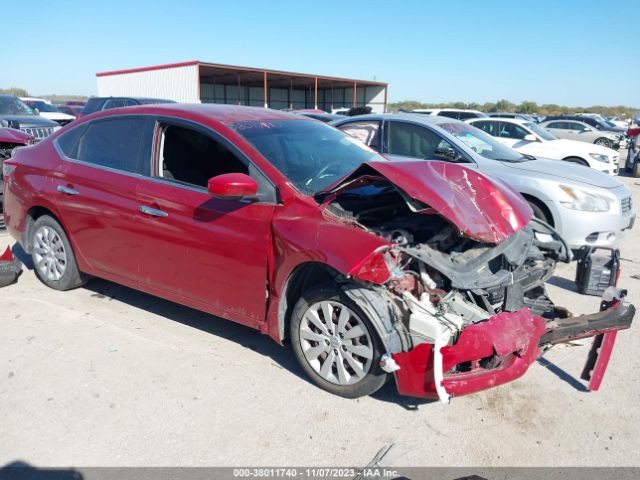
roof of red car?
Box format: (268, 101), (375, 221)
(95, 103), (304, 124)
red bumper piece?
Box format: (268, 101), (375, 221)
(393, 309), (547, 399)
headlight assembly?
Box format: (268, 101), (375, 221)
(589, 153), (610, 163)
(559, 185), (611, 212)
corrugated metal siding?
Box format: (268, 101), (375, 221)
(96, 65), (200, 103)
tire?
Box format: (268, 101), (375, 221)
(30, 215), (87, 290)
(563, 156), (589, 167)
(290, 284), (388, 398)
(594, 137), (612, 149)
(634, 162), (640, 178)
(527, 201), (551, 225)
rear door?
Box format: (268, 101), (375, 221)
(53, 116), (155, 280)
(134, 118), (276, 328)
(544, 121), (569, 139)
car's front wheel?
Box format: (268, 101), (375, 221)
(30, 215), (87, 290)
(290, 285), (388, 398)
(594, 137), (612, 149)
(634, 162), (640, 178)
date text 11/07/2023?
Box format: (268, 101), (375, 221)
(232, 468), (400, 478)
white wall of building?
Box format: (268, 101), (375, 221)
(97, 64), (200, 103)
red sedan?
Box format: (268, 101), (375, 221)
(2, 104), (634, 401)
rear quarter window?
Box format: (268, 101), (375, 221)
(76, 117), (153, 175)
(56, 125), (87, 159)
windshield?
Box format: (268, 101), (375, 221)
(439, 122), (530, 162)
(24, 100), (59, 113)
(232, 119), (381, 195)
(524, 122), (557, 141)
(0, 97), (34, 115)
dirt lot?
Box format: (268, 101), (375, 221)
(0, 169), (639, 468)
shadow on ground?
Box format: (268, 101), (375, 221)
(84, 277), (425, 408)
(547, 275), (578, 293)
(537, 356), (588, 392)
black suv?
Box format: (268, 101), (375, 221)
(0, 95), (60, 142)
(79, 97), (175, 117)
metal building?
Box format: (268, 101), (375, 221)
(96, 61), (388, 113)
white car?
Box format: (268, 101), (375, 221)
(467, 117), (619, 175)
(20, 97), (75, 126)
(410, 108), (487, 120)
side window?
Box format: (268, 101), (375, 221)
(103, 99), (136, 110)
(473, 121), (497, 136)
(157, 123), (275, 202)
(457, 111), (476, 120)
(567, 122), (584, 131)
(547, 121), (564, 129)
(76, 117), (153, 175)
(338, 121), (381, 151)
(498, 122), (528, 140)
(437, 111), (460, 119)
(56, 124), (87, 159)
(385, 121), (459, 161)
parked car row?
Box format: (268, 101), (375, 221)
(467, 117), (620, 174)
(0, 93), (175, 144)
(332, 113), (632, 248)
(1, 104), (635, 403)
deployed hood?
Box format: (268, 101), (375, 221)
(0, 127), (32, 144)
(0, 115), (59, 128)
(321, 160), (532, 244)
(502, 156), (622, 188)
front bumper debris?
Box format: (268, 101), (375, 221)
(391, 288), (634, 401)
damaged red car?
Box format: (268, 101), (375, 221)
(2, 105), (634, 401)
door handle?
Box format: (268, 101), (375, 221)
(57, 185), (79, 195)
(139, 205), (168, 218)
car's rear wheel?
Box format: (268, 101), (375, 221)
(31, 215), (87, 290)
(290, 285), (388, 398)
(594, 137), (612, 149)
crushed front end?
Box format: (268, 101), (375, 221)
(322, 162), (635, 402)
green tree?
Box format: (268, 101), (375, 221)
(518, 101), (538, 114)
(0, 87), (29, 97)
(494, 99), (516, 112)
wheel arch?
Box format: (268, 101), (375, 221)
(520, 193), (555, 227)
(276, 261), (406, 354)
(24, 205), (66, 253)
(562, 155), (589, 166)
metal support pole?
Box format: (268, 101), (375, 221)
(263, 71), (268, 108)
(353, 81), (357, 108)
(314, 77), (318, 110)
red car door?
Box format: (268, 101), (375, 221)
(53, 116), (155, 281)
(133, 120), (276, 328)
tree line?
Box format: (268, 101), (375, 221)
(388, 99), (638, 117)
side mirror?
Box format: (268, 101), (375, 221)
(33, 108), (40, 116)
(207, 173), (258, 200)
(523, 134), (537, 142)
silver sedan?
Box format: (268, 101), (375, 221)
(331, 113), (635, 250)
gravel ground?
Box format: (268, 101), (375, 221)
(0, 170), (639, 468)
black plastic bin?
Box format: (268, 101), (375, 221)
(575, 246), (620, 296)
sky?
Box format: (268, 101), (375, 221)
(3, 0), (639, 107)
